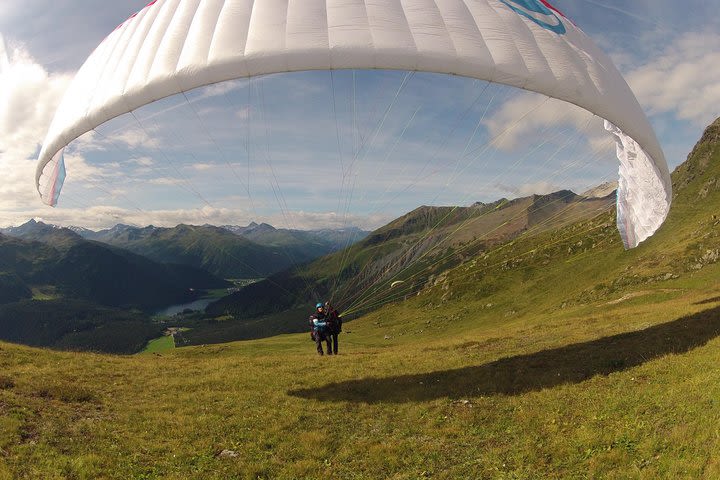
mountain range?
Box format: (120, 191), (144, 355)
(203, 187), (615, 326)
(0, 225), (227, 310)
(0, 220), (368, 352)
(3, 222), (369, 279)
(222, 222), (368, 252)
(0, 225), (232, 353)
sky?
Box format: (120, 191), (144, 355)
(1, 0), (718, 231)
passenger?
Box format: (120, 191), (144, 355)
(309, 302), (331, 356)
(324, 301), (342, 355)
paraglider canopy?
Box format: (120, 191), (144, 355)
(36, 0), (671, 248)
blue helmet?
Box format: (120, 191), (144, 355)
(316, 303), (323, 309)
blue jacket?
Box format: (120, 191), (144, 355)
(309, 313), (328, 332)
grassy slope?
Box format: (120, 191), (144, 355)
(141, 335), (175, 354)
(1, 120), (719, 478)
(1, 274), (719, 479)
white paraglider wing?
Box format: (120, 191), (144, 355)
(36, 0), (671, 248)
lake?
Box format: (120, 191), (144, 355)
(155, 297), (216, 317)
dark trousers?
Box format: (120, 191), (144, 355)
(328, 333), (338, 354)
(315, 332), (331, 355)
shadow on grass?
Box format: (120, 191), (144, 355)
(694, 296), (720, 306)
(288, 306), (720, 403)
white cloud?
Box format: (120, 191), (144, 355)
(147, 177), (180, 186)
(195, 79), (247, 99)
(481, 93), (609, 154)
(0, 33), (72, 210)
(96, 126), (160, 151)
(0, 35), (9, 72)
(0, 35), (71, 154)
(127, 156), (154, 167)
(625, 31), (720, 127)
(235, 107), (252, 120)
(495, 181), (561, 197)
(475, 29), (720, 167)
(190, 163), (214, 172)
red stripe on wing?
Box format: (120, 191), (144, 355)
(539, 0), (567, 19)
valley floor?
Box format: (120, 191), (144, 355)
(1, 270), (720, 479)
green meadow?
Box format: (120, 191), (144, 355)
(0, 262), (719, 479)
(141, 335), (175, 354)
